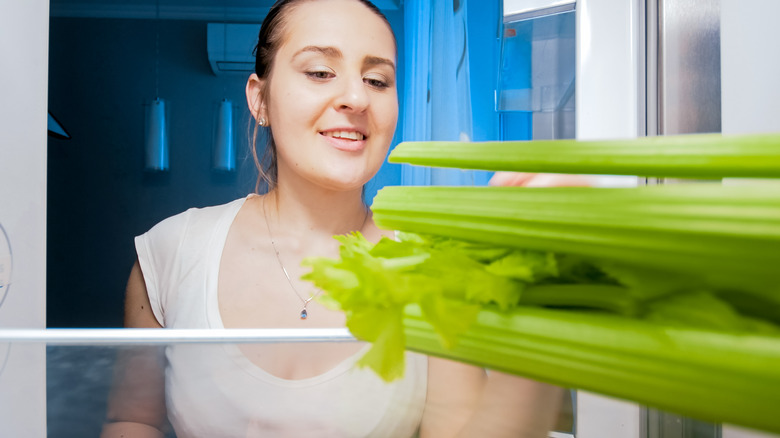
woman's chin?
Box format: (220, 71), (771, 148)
(300, 173), (371, 194)
(311, 165), (381, 193)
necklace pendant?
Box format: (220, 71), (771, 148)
(300, 309), (308, 319)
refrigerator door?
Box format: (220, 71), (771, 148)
(656, 0), (721, 135)
(499, 8), (576, 140)
(499, 0), (576, 142)
(0, 1), (49, 437)
(576, 0), (644, 142)
(720, 2), (780, 433)
(575, 0), (645, 437)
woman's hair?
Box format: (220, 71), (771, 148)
(250, 0), (396, 192)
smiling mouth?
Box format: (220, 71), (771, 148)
(321, 131), (365, 141)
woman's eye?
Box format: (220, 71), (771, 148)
(306, 71), (334, 80)
(365, 77), (389, 89)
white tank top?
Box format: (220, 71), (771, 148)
(135, 197), (428, 437)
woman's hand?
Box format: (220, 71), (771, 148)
(489, 171), (596, 187)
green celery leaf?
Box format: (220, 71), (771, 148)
(552, 254), (617, 284)
(419, 294), (481, 348)
(486, 250), (558, 282)
(348, 305), (407, 381)
(425, 235), (513, 263)
(595, 261), (701, 300)
(415, 249), (523, 309)
(643, 291), (777, 333)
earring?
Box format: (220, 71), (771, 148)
(258, 117), (267, 127)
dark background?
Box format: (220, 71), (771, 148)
(45, 3), (501, 329)
(46, 11), (406, 328)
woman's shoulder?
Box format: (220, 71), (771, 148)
(179, 196), (248, 223)
(147, 196), (248, 233)
(137, 196), (249, 253)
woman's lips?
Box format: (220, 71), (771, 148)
(320, 131), (367, 152)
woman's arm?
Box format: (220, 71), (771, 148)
(420, 358), (564, 438)
(419, 357), (487, 437)
(455, 371), (564, 438)
(123, 261), (163, 329)
(100, 261), (168, 438)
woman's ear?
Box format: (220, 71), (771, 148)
(246, 73), (267, 123)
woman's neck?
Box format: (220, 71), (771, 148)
(263, 182), (369, 240)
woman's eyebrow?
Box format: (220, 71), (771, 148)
(292, 46), (395, 72)
(364, 55), (396, 72)
(293, 45), (343, 59)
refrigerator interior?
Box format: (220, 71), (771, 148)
(2, 0), (779, 436)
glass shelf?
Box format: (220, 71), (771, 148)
(0, 328), (575, 438)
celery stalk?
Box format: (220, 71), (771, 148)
(388, 133), (780, 178)
(371, 184), (780, 322)
(519, 284), (637, 316)
(402, 304), (780, 434)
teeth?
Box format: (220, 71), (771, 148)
(325, 131), (364, 141)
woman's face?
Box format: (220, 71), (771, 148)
(263, 0), (398, 192)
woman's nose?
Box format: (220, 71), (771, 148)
(334, 76), (369, 113)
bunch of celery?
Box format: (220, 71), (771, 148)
(302, 133), (780, 433)
(371, 184), (780, 323)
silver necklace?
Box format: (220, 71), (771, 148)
(262, 198), (369, 320)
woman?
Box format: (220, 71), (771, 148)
(102, 0), (563, 436)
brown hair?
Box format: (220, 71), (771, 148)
(250, 0), (396, 192)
